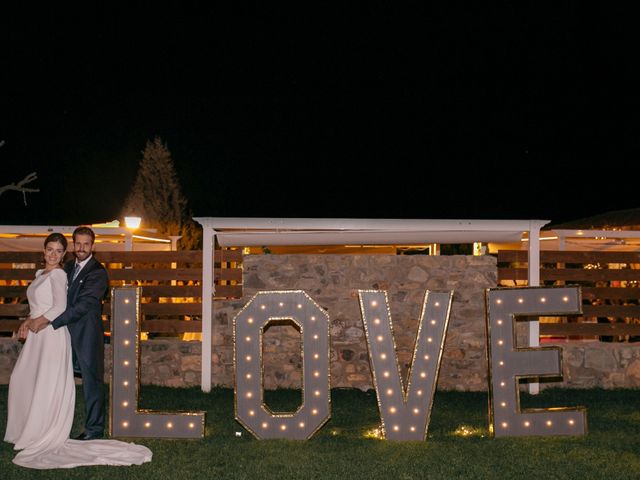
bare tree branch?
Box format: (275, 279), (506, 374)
(0, 172), (40, 205)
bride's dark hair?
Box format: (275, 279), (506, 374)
(44, 232), (68, 251)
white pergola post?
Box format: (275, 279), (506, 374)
(527, 222), (541, 394)
(200, 226), (215, 392)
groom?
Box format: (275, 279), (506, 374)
(33, 226), (109, 440)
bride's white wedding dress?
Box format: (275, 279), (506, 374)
(4, 268), (152, 469)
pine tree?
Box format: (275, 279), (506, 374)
(122, 137), (200, 249)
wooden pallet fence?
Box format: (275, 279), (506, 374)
(0, 249), (242, 334)
(498, 250), (640, 338)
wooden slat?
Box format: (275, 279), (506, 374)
(140, 320), (202, 333)
(498, 268), (640, 282)
(541, 269), (640, 282)
(105, 267), (242, 282)
(0, 250), (242, 264)
(540, 323), (640, 336)
(0, 252), (43, 262)
(0, 304), (29, 316)
(581, 305), (640, 318)
(498, 250), (640, 264)
(0, 286), (27, 296)
(581, 287), (640, 301)
(0, 319), (20, 331)
(0, 269), (38, 280)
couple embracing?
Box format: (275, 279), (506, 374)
(4, 227), (151, 469)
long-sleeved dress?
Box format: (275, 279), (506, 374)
(4, 268), (152, 469)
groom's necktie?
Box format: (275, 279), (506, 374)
(72, 263), (82, 281)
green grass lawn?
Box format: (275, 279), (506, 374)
(2, 385), (639, 479)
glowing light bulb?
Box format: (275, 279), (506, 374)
(246, 373), (252, 379)
(380, 353), (387, 359)
(122, 401), (129, 407)
(123, 340), (130, 346)
(248, 318), (254, 324)
(124, 299), (130, 304)
(500, 402), (506, 407)
(417, 390), (423, 396)
(245, 336), (251, 342)
(524, 421), (530, 427)
(260, 305), (266, 310)
(501, 422), (508, 428)
(246, 392), (253, 398)
(546, 420), (552, 426)
(371, 300), (378, 307)
(386, 389), (393, 395)
(313, 353), (319, 359)
(496, 299), (502, 304)
(297, 304), (302, 309)
(499, 361), (504, 366)
(145, 422), (151, 428)
(123, 381), (129, 386)
(518, 298), (524, 304)
(434, 302), (440, 307)
(568, 419), (575, 426)
(249, 410), (255, 416)
(563, 296), (569, 302)
(314, 371), (320, 377)
(189, 423), (195, 429)
(280, 425), (287, 431)
(497, 340), (504, 345)
(312, 409), (318, 415)
(314, 390), (320, 397)
(123, 360), (129, 366)
(313, 334), (319, 340)
(377, 335), (384, 342)
(497, 320), (503, 325)
(246, 355), (252, 362)
(427, 337), (433, 343)
(279, 302), (284, 307)
(389, 407), (396, 413)
(500, 381), (505, 387)
(374, 318), (380, 325)
(262, 422), (268, 429)
(413, 408), (419, 414)
(420, 372), (427, 378)
(393, 425), (399, 431)
(299, 422), (305, 428)
(424, 355), (430, 360)
(123, 421), (129, 427)
(410, 426), (416, 432)
(124, 319), (130, 325)
(383, 371), (390, 378)
(311, 316), (316, 321)
(540, 297), (546, 303)
(430, 319), (436, 325)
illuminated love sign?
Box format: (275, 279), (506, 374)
(486, 286), (587, 437)
(109, 286), (588, 441)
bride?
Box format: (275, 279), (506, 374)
(4, 232), (152, 469)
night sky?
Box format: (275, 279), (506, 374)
(4, 4), (640, 227)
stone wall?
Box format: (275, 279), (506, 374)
(2, 254), (640, 390)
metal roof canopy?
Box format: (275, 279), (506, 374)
(194, 217), (550, 392)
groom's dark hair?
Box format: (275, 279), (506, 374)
(72, 226), (96, 243)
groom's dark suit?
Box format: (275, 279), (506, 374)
(51, 256), (109, 437)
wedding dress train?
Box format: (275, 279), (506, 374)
(4, 268), (152, 469)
